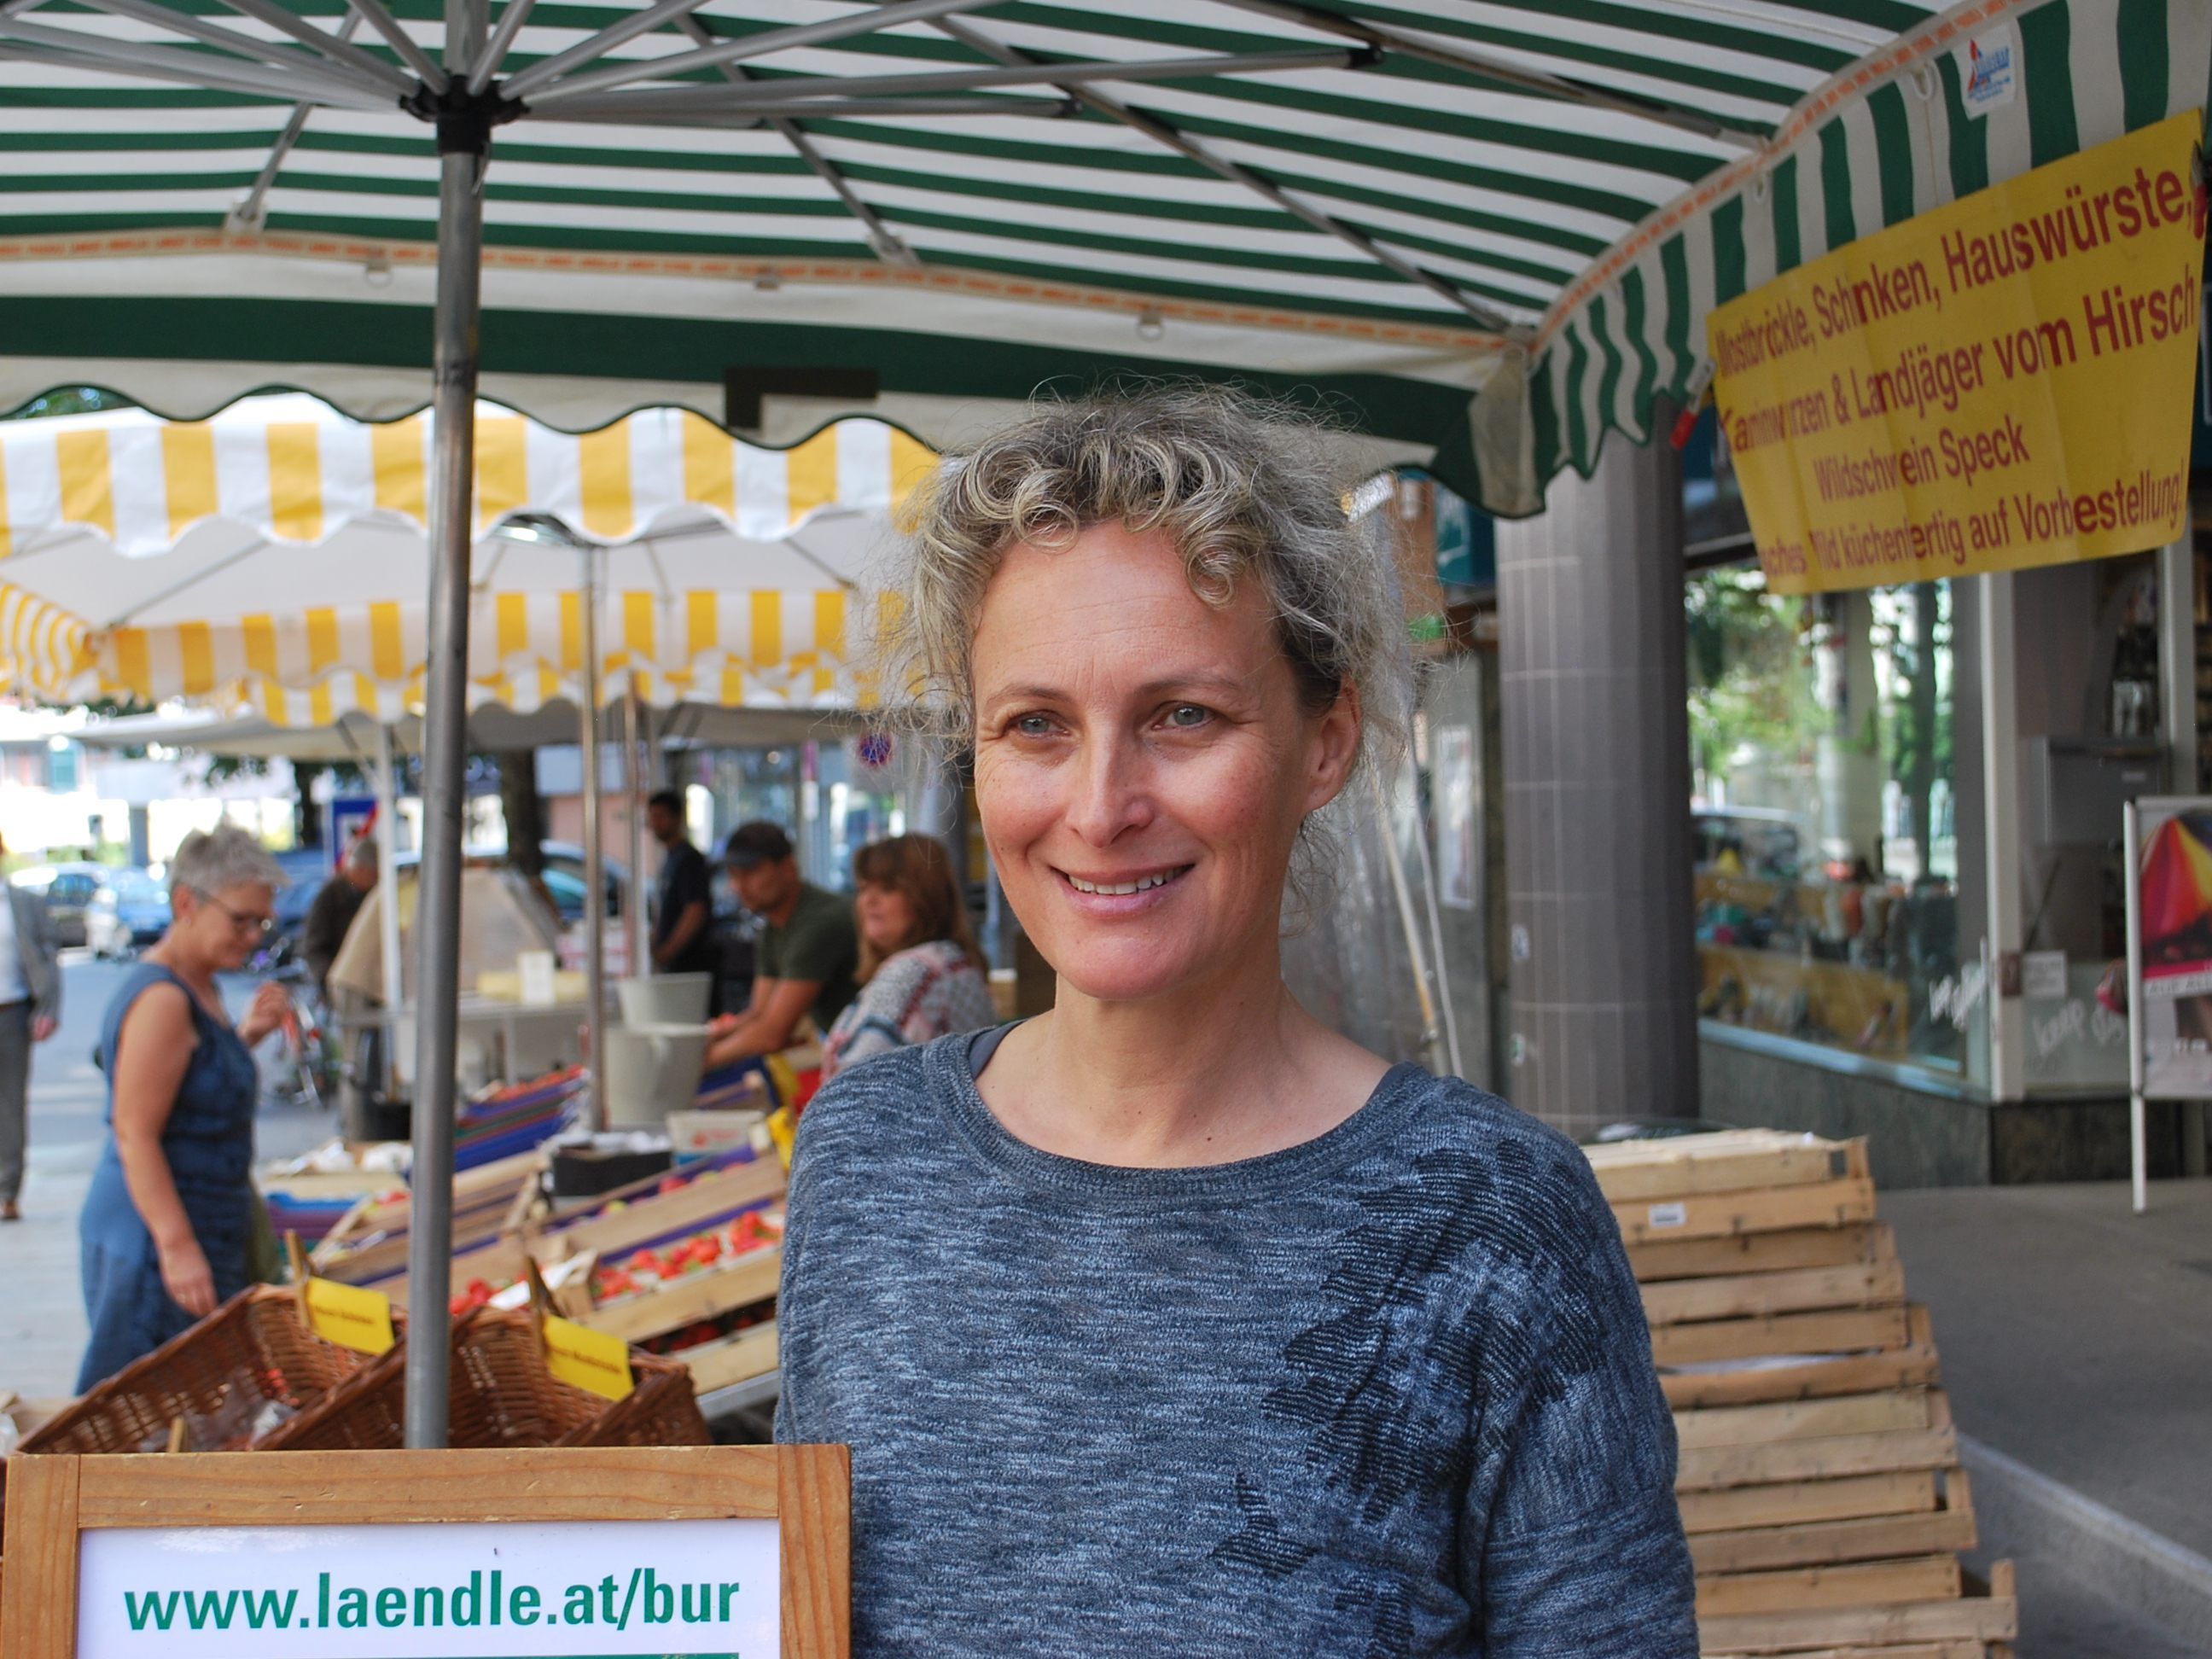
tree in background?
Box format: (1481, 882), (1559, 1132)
(1885, 583), (1951, 882)
(1685, 568), (1820, 806)
(496, 751), (545, 879)
(9, 387), (124, 420)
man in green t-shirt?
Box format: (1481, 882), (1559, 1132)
(701, 821), (859, 1071)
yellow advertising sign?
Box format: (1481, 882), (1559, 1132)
(1709, 112), (2206, 595)
(541, 1313), (635, 1401)
(304, 1277), (396, 1357)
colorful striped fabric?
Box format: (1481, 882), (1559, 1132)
(0, 397), (917, 718)
(0, 399), (932, 556)
(1522, 0), (2211, 505)
(0, 0), (2197, 511)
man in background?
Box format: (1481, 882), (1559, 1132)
(701, 821), (857, 1070)
(301, 837), (375, 1003)
(647, 789), (719, 993)
(0, 833), (61, 1222)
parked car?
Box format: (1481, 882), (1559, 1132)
(271, 870), (323, 944)
(86, 870), (172, 958)
(13, 861), (109, 948)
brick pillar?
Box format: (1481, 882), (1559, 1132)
(1497, 434), (1697, 1134)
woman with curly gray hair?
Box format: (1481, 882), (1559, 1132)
(777, 388), (1694, 1656)
(76, 824), (290, 1388)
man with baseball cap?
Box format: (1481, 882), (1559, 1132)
(702, 821), (858, 1071)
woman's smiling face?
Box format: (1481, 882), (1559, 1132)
(971, 521), (1358, 1005)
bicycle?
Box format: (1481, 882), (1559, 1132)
(260, 963), (340, 1112)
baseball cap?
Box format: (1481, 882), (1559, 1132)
(722, 821), (795, 870)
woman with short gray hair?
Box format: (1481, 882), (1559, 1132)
(76, 825), (292, 1387)
(777, 389), (1696, 1654)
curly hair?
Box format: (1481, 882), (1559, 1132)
(878, 384), (1412, 776)
(167, 824), (284, 901)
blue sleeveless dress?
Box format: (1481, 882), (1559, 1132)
(76, 963), (259, 1391)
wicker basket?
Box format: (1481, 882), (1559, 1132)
(0, 1285), (395, 1549)
(268, 1307), (707, 1452)
(573, 1345), (711, 1448)
(20, 1284), (388, 1458)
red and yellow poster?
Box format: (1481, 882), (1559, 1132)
(2134, 801), (2212, 1098)
(1709, 111), (2206, 595)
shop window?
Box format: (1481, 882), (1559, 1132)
(45, 740), (80, 793)
(1688, 573), (1962, 1075)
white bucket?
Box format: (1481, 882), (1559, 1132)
(616, 973), (712, 1028)
(601, 1023), (711, 1127)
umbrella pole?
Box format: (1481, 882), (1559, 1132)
(403, 125), (488, 1452)
(579, 551), (606, 1133)
(626, 680), (647, 979)
(374, 719), (404, 1093)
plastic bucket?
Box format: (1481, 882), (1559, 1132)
(616, 973), (712, 1028)
(601, 1024), (711, 1127)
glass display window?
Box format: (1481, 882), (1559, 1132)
(1688, 571), (1963, 1074)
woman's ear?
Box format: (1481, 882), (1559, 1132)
(1302, 681), (1362, 815)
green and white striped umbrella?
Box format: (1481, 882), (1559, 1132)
(0, 0), (2200, 509)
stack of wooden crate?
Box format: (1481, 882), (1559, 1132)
(1584, 1129), (2019, 1659)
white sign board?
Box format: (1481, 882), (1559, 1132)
(1434, 725), (1478, 913)
(79, 1517), (778, 1658)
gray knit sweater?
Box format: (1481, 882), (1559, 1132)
(776, 1033), (1697, 1656)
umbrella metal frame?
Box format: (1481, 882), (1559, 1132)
(0, 0), (1745, 1445)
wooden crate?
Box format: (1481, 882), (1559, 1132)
(579, 1245), (782, 1348)
(1661, 1307), (1943, 1412)
(678, 1321), (780, 1394)
(1632, 1221), (1896, 1284)
(538, 1155), (783, 1266)
(1644, 1259), (1906, 1326)
(1679, 1469), (1942, 1538)
(354, 1151), (784, 1309)
(1688, 1470), (1976, 1575)
(1697, 1561), (2017, 1654)
(1586, 1129), (1856, 1202)
(311, 1148), (549, 1284)
(1613, 1153), (1875, 1246)
(1584, 1132), (2015, 1659)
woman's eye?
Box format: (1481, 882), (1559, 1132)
(1164, 704), (1210, 730)
(1012, 713), (1057, 738)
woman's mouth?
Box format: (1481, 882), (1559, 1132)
(1059, 865), (1192, 899)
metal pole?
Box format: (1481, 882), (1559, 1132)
(626, 683), (649, 980)
(2125, 800), (2148, 1215)
(374, 719), (404, 1091)
(1402, 754), (1465, 1079)
(520, 0), (1000, 105)
(1371, 771), (1447, 1077)
(402, 0), (488, 1451)
(579, 552), (606, 1132)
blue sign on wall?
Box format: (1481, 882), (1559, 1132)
(1429, 474), (1495, 592)
(329, 795), (377, 870)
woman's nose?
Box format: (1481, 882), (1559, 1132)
(1065, 736), (1151, 847)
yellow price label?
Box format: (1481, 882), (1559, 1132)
(304, 1278), (396, 1356)
(541, 1313), (635, 1401)
(763, 1051), (800, 1104)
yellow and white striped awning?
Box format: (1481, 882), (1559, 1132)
(0, 395), (929, 722)
(0, 396), (934, 556)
